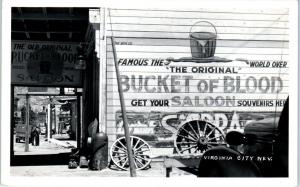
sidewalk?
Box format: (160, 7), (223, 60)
(14, 135), (76, 155)
(10, 161), (197, 177)
(12, 135), (198, 177)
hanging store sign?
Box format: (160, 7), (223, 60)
(11, 41), (82, 87)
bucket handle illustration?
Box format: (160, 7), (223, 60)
(189, 21), (218, 58)
(189, 21), (218, 37)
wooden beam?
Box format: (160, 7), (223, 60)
(84, 24), (92, 42)
(42, 8), (51, 39)
(18, 93), (77, 96)
(16, 8), (31, 39)
(111, 36), (137, 177)
(17, 7), (22, 14)
(69, 8), (73, 15)
(68, 8), (73, 40)
(11, 25), (84, 33)
(23, 22), (31, 39)
(46, 32), (51, 39)
(12, 13), (88, 21)
(25, 32), (30, 39)
(45, 26), (51, 39)
(42, 8), (47, 16)
(12, 30), (81, 34)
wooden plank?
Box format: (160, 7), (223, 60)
(106, 38), (289, 48)
(109, 8), (288, 17)
(109, 10), (288, 21)
(106, 99), (288, 106)
(106, 92), (289, 98)
(163, 154), (202, 167)
(107, 31), (289, 41)
(106, 45), (289, 55)
(107, 24), (289, 35)
(107, 107), (285, 113)
(106, 62), (289, 69)
(106, 53), (289, 60)
(106, 68), (289, 75)
(163, 154), (202, 177)
(107, 17), (288, 29)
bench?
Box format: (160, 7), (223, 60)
(163, 154), (202, 177)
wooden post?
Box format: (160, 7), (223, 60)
(11, 86), (15, 158)
(50, 104), (53, 138)
(53, 105), (56, 135)
(76, 94), (81, 148)
(47, 102), (51, 140)
(99, 7), (107, 134)
(25, 94), (30, 152)
(111, 36), (136, 177)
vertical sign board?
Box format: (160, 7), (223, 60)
(11, 41), (82, 87)
(103, 8), (289, 152)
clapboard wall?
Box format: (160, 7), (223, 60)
(99, 8), (289, 152)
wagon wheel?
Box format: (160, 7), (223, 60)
(174, 120), (225, 154)
(110, 136), (152, 170)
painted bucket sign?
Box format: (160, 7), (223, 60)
(100, 8), (289, 150)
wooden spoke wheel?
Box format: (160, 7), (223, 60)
(174, 120), (225, 154)
(110, 136), (152, 170)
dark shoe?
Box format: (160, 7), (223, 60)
(68, 159), (78, 169)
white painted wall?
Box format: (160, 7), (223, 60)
(92, 7), (289, 152)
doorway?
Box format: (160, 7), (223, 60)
(11, 86), (82, 165)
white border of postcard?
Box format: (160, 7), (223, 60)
(1, 0), (298, 187)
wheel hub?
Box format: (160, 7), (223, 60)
(197, 137), (208, 151)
